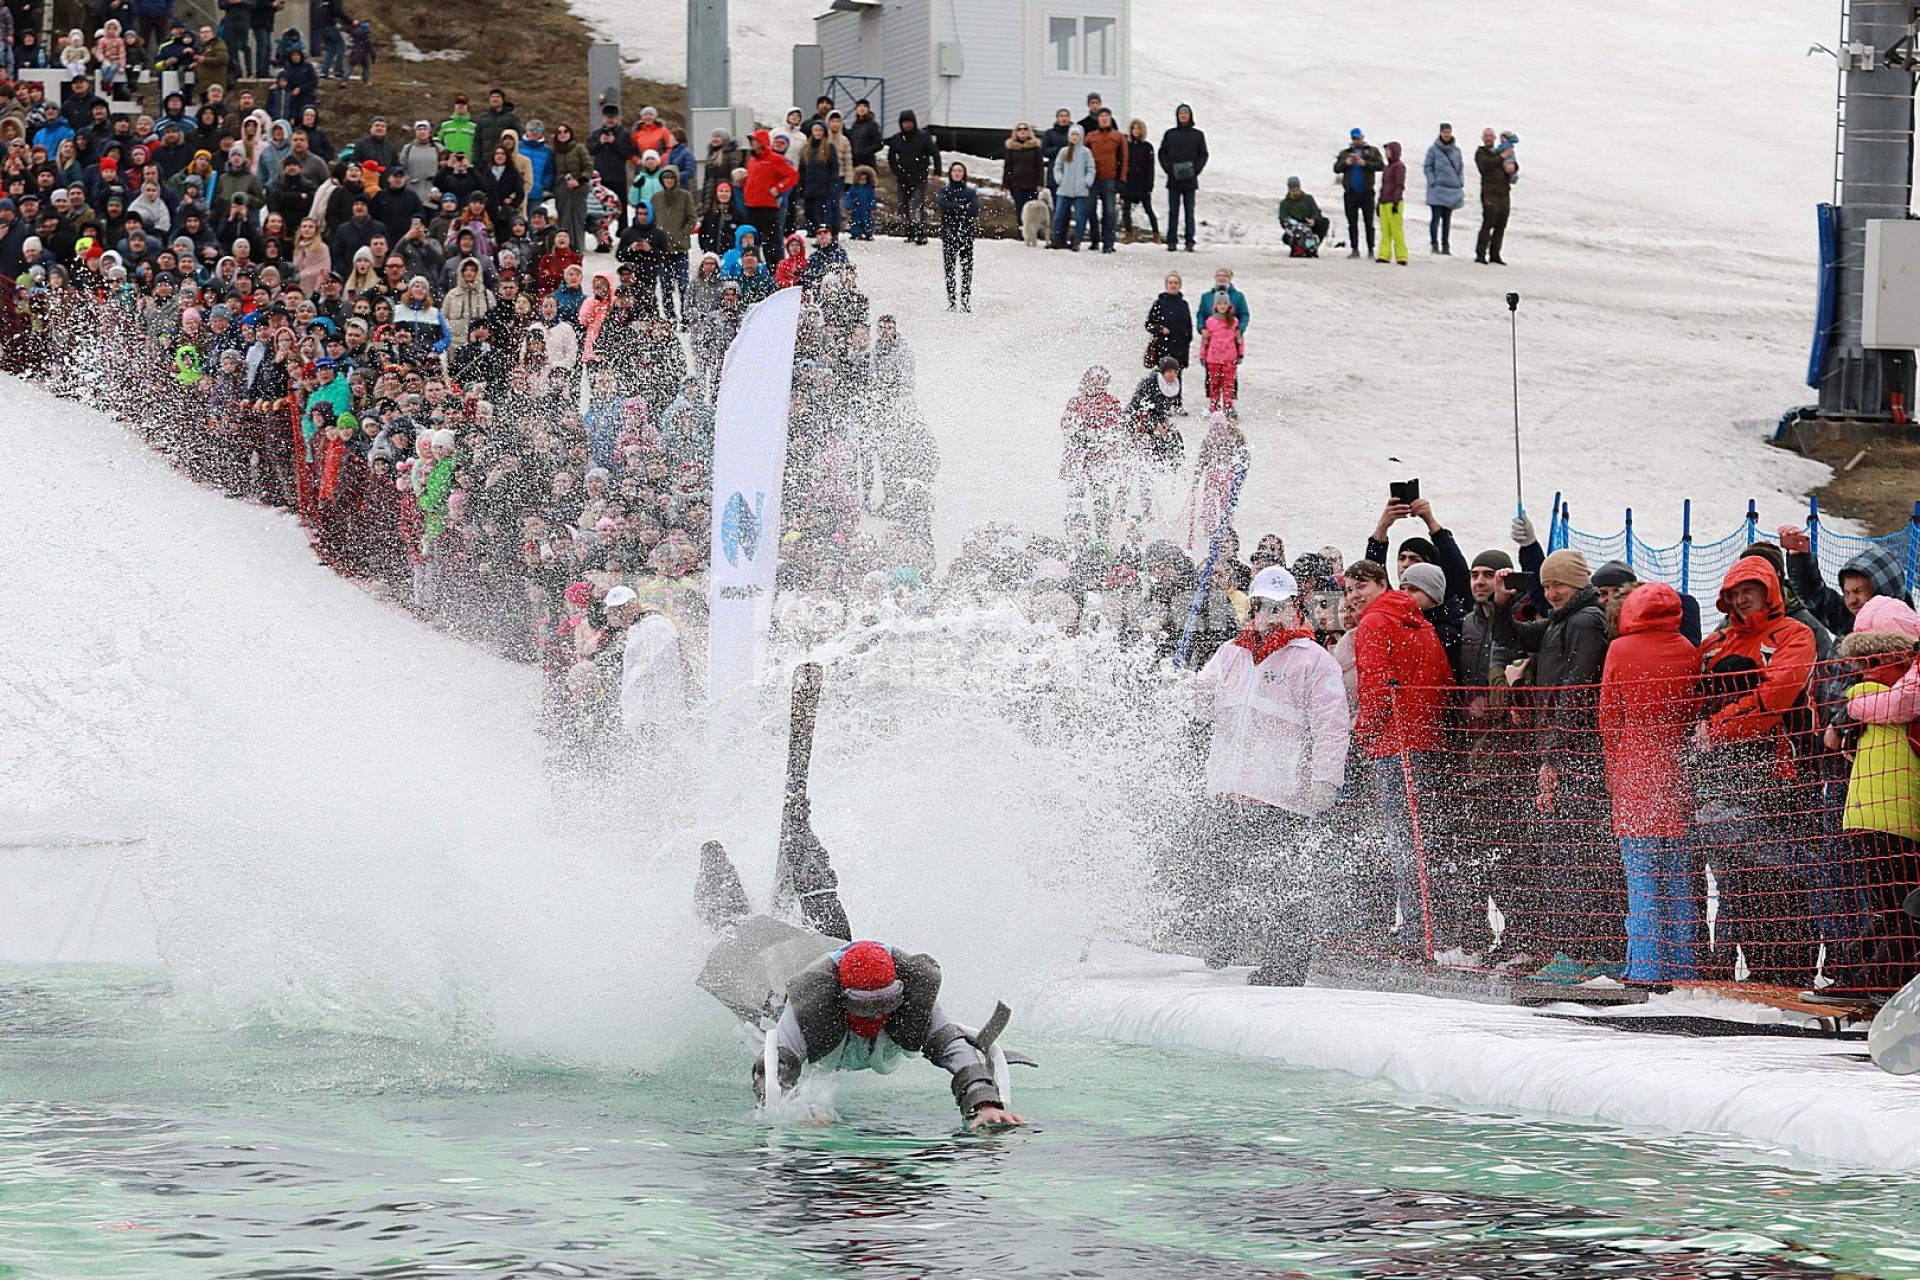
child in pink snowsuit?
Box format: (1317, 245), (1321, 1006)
(1199, 293), (1244, 412)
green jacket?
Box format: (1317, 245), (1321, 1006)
(420, 455), (456, 538)
(215, 169), (266, 212)
(651, 183), (698, 251)
(437, 113), (477, 161)
(1843, 678), (1920, 839)
(303, 374), (352, 440)
(552, 139), (594, 183)
(1277, 191), (1321, 224)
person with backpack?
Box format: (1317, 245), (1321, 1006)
(1158, 103), (1207, 253)
(1422, 123), (1465, 255)
(1332, 127), (1384, 259)
(934, 161), (978, 311)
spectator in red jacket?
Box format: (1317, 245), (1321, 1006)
(1599, 582), (1703, 981)
(1346, 558), (1455, 954)
(742, 129), (797, 263)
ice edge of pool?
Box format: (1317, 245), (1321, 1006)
(1031, 945), (1920, 1174)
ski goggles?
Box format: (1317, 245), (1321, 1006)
(841, 980), (905, 1017)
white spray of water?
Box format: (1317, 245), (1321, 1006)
(2, 384), (1189, 1071)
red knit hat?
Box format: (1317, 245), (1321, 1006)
(839, 942), (903, 1038)
(838, 940), (896, 991)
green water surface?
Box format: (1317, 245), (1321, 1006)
(2, 967), (1917, 1279)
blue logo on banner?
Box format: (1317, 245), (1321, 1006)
(720, 491), (764, 567)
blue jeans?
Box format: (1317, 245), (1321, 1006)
(1372, 753), (1436, 952)
(253, 27), (273, 75)
(1092, 178), (1119, 250)
(1620, 836), (1700, 981)
(1051, 194), (1089, 247)
(1166, 187), (1197, 247)
(661, 251), (689, 319)
(318, 25), (347, 78)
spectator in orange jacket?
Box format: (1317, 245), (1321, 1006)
(1599, 582), (1704, 980)
(1695, 556), (1816, 774)
(742, 129), (797, 263)
(1347, 558), (1456, 954)
(630, 106), (674, 160)
(1083, 108), (1129, 255)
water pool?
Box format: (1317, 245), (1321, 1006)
(4, 968), (1918, 1279)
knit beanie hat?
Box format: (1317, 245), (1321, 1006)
(838, 941), (903, 1036)
(1539, 549), (1591, 589)
(1471, 548), (1513, 572)
(1399, 562), (1447, 607)
(1589, 559), (1638, 589)
(1396, 536), (1437, 565)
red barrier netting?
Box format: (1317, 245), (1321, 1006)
(18, 293), (413, 592)
(1311, 659), (1920, 995)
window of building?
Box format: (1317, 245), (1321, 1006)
(1045, 13), (1117, 76)
(1048, 15), (1078, 73)
(1083, 15), (1115, 76)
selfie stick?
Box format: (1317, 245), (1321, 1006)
(1507, 292), (1523, 519)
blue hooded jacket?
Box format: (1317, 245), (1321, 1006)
(719, 222), (761, 277)
(520, 137), (555, 203)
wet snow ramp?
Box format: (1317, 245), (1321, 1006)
(1033, 948), (1920, 1171)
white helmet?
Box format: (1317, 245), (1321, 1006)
(1248, 566), (1299, 604)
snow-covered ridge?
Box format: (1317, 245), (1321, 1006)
(1033, 949), (1920, 1172)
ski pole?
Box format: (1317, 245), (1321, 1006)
(1507, 291), (1523, 519)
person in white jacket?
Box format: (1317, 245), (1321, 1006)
(1184, 566), (1351, 984)
(607, 584), (689, 736)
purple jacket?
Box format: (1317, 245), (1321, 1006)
(1379, 142), (1406, 204)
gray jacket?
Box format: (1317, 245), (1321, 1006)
(1423, 138), (1466, 209)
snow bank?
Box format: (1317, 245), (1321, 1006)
(839, 235), (1833, 567)
(575, 0), (1842, 562)
(0, 381), (721, 1066)
(1031, 948), (1920, 1171)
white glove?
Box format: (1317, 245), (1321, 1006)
(1510, 512), (1537, 547)
(1304, 781), (1339, 815)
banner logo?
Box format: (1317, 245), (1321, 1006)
(720, 490), (765, 567)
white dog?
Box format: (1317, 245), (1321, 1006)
(1021, 188), (1054, 247)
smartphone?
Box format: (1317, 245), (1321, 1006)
(1503, 571), (1539, 595)
(1390, 478), (1420, 504)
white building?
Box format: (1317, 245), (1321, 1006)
(807, 0), (1130, 154)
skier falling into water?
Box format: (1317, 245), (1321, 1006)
(693, 664), (1031, 1127)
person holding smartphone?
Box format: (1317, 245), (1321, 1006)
(1365, 488), (1474, 680)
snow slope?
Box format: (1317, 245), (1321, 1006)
(0, 383), (721, 1065)
(1035, 948), (1920, 1172)
(582, 0), (1842, 562)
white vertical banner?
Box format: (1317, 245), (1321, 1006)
(708, 286), (803, 710)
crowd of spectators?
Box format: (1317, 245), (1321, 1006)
(2, 29), (1913, 1007)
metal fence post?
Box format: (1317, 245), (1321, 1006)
(1680, 499), (1692, 596)
(1624, 507), (1635, 569)
(1907, 501), (1920, 594)
(1746, 499), (1758, 547)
